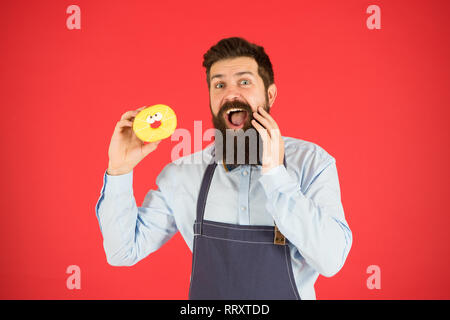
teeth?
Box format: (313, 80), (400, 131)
(226, 108), (244, 114)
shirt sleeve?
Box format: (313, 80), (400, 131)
(258, 158), (352, 277)
(95, 165), (178, 266)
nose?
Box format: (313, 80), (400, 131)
(223, 84), (243, 102)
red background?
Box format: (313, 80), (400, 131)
(1, 0), (449, 299)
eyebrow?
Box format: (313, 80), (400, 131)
(210, 71), (255, 81)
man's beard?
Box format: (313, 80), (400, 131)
(211, 98), (270, 166)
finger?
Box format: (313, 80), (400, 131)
(251, 120), (271, 165)
(252, 111), (273, 132)
(258, 106), (279, 129)
(253, 112), (276, 139)
(121, 110), (139, 121)
(120, 106), (146, 121)
(268, 128), (281, 140)
(258, 107), (282, 139)
(115, 119), (133, 129)
(251, 119), (270, 141)
(141, 139), (162, 156)
(145, 139), (162, 145)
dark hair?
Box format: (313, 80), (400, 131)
(202, 37), (274, 91)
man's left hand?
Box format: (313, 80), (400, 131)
(251, 106), (285, 174)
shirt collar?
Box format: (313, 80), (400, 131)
(210, 147), (256, 172)
(222, 162), (259, 172)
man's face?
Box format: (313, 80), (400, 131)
(209, 57), (271, 132)
(208, 56), (277, 164)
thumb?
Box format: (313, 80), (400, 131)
(141, 139), (161, 156)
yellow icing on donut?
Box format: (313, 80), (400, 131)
(133, 104), (177, 142)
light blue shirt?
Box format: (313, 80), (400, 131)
(95, 136), (352, 300)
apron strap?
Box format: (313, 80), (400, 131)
(196, 161), (218, 234)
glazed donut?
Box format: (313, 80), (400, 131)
(132, 104), (177, 142)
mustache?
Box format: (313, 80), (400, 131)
(218, 100), (253, 118)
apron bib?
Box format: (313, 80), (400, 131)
(188, 157), (301, 300)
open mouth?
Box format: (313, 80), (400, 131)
(151, 120), (161, 129)
(223, 107), (249, 130)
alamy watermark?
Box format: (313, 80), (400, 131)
(66, 5), (81, 30)
(366, 265), (381, 290)
(168, 121), (281, 166)
(66, 265), (81, 290)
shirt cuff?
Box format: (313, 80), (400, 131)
(259, 165), (295, 196)
(104, 169), (134, 195)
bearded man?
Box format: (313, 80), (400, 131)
(95, 37), (353, 300)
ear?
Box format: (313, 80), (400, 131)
(267, 83), (277, 108)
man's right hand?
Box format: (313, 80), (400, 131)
(106, 106), (162, 176)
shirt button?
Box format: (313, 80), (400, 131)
(242, 170), (248, 176)
(241, 206), (247, 211)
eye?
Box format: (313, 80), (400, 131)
(215, 83), (224, 89)
(146, 115), (155, 124)
(240, 79), (250, 85)
(153, 112), (162, 121)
